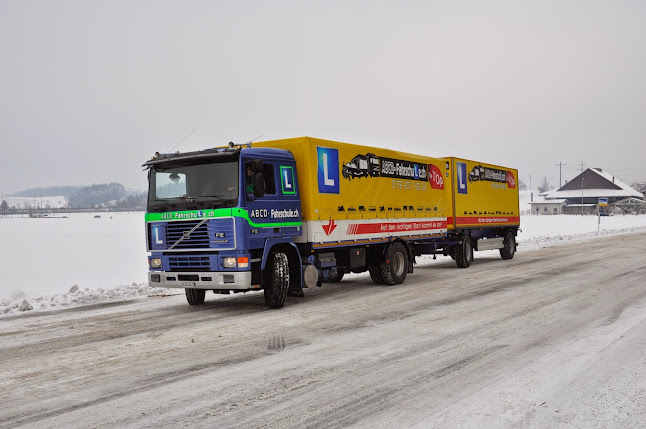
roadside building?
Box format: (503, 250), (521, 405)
(544, 168), (643, 214)
(613, 197), (646, 213)
(529, 196), (568, 215)
(563, 204), (597, 215)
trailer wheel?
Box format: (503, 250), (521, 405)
(264, 251), (289, 309)
(185, 288), (205, 305)
(380, 242), (409, 285)
(500, 231), (516, 260)
(455, 237), (472, 268)
(368, 264), (386, 285)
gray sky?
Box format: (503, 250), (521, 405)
(1, 0), (645, 193)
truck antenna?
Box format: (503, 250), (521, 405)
(246, 135), (264, 147)
(168, 129), (196, 153)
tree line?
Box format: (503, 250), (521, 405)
(1, 183), (147, 213)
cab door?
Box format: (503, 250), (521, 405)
(245, 158), (302, 250)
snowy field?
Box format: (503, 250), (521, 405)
(1, 212), (646, 316)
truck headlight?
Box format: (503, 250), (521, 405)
(150, 258), (162, 269)
(222, 257), (236, 268)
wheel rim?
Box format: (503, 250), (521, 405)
(393, 252), (405, 276)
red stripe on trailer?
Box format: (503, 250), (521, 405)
(345, 220), (448, 235)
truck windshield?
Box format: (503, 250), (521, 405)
(148, 160), (239, 212)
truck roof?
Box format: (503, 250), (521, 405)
(142, 146), (293, 168)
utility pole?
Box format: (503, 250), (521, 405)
(579, 162), (586, 216)
(529, 175), (532, 191)
(555, 162), (567, 188)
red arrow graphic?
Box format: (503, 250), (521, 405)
(322, 219), (337, 236)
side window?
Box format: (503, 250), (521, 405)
(262, 164), (277, 195)
(245, 159), (275, 198)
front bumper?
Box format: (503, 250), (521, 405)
(148, 271), (254, 290)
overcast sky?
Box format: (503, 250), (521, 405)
(1, 0), (645, 193)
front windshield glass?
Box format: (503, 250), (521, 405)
(148, 159), (239, 212)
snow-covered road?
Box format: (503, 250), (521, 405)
(1, 232), (645, 428)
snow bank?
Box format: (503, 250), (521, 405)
(517, 213), (646, 250)
(1, 283), (181, 316)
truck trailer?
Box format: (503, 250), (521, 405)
(144, 137), (519, 308)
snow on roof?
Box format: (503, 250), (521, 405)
(529, 197), (567, 205)
(545, 169), (643, 200)
(546, 189), (641, 199)
(590, 168), (642, 197)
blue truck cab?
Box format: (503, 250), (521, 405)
(144, 144), (304, 308)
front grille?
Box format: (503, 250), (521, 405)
(149, 218), (235, 251)
(168, 255), (214, 271)
(166, 220), (210, 249)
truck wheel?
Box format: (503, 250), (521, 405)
(500, 231), (516, 260)
(329, 271), (345, 283)
(264, 251), (289, 309)
(455, 237), (472, 268)
(380, 242), (409, 285)
(185, 288), (205, 305)
(368, 264), (385, 285)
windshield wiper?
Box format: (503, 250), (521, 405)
(154, 196), (191, 201)
(192, 195), (228, 202)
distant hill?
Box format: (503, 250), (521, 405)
(68, 183), (125, 208)
(4, 183), (146, 210)
(10, 186), (83, 198)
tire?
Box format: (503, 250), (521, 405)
(368, 263), (386, 285)
(500, 231), (516, 260)
(264, 251), (289, 309)
(449, 246), (456, 260)
(328, 270), (345, 283)
(185, 288), (205, 305)
(455, 236), (472, 268)
(379, 242), (409, 285)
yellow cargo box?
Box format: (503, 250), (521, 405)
(255, 137), (450, 245)
(444, 157), (520, 230)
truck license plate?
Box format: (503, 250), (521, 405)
(181, 282), (196, 287)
